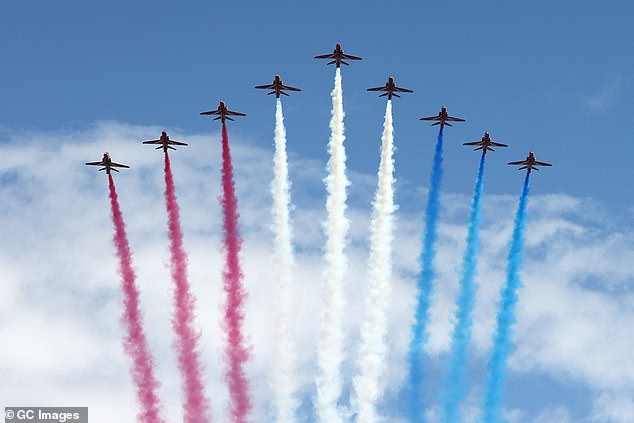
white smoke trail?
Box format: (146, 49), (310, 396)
(270, 98), (297, 423)
(316, 67), (350, 423)
(352, 100), (396, 423)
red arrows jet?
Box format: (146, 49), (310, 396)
(143, 130), (188, 152)
(255, 75), (301, 98)
(508, 151), (552, 174)
(367, 76), (413, 100)
(314, 43), (362, 68)
(200, 101), (246, 123)
(85, 153), (130, 174)
(463, 132), (508, 154)
(420, 106), (465, 129)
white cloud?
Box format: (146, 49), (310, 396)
(591, 391), (634, 423)
(0, 122), (633, 422)
(533, 406), (573, 423)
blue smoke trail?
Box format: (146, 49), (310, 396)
(405, 127), (444, 423)
(481, 172), (531, 423)
(441, 153), (487, 423)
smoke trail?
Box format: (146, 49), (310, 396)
(441, 153), (486, 423)
(353, 100), (396, 423)
(163, 152), (212, 423)
(406, 127), (444, 423)
(316, 67), (349, 423)
(108, 174), (166, 423)
(220, 123), (251, 423)
(270, 98), (298, 423)
(481, 173), (530, 423)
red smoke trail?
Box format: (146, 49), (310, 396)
(220, 123), (251, 423)
(164, 152), (212, 423)
(108, 174), (166, 423)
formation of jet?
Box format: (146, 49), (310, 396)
(367, 76), (413, 100)
(463, 132), (508, 154)
(508, 151), (552, 174)
(88, 44), (553, 180)
(314, 43), (362, 68)
(85, 153), (130, 174)
(143, 130), (188, 152)
(255, 75), (301, 98)
(200, 101), (246, 123)
(420, 106), (465, 129)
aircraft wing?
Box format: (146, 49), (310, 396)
(463, 141), (482, 146)
(490, 141), (508, 147)
(169, 140), (188, 146)
(508, 160), (529, 165)
(535, 160), (552, 166)
(420, 116), (440, 121)
(280, 84), (301, 91)
(314, 53), (335, 59)
(447, 116), (465, 122)
(394, 86), (414, 93)
(341, 53), (362, 60)
(255, 83), (275, 89)
(85, 161), (104, 166)
(110, 162), (130, 169)
(226, 110), (246, 116)
(200, 110), (219, 115)
(142, 140), (162, 145)
(367, 86), (387, 92)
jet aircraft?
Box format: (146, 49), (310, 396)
(85, 153), (130, 174)
(143, 130), (188, 152)
(508, 151), (552, 173)
(420, 106), (465, 129)
(463, 132), (508, 154)
(314, 43), (362, 68)
(255, 75), (301, 98)
(367, 77), (413, 100)
(200, 101), (246, 123)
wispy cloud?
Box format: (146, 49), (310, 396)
(591, 391), (634, 423)
(582, 77), (623, 111)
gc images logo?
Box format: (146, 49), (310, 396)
(4, 407), (87, 423)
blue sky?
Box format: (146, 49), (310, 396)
(2, 1), (634, 207)
(1, 2), (634, 423)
